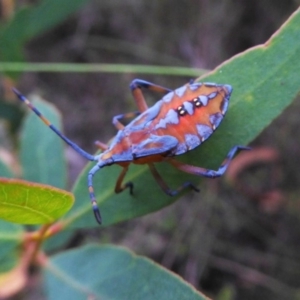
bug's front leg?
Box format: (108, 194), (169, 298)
(87, 163), (104, 224)
(130, 79), (172, 113)
(112, 79), (173, 130)
(13, 88), (97, 162)
(167, 145), (250, 178)
(148, 163), (199, 196)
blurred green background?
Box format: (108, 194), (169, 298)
(1, 1), (300, 299)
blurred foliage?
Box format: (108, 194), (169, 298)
(0, 1), (300, 300)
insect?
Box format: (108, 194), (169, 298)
(13, 79), (249, 225)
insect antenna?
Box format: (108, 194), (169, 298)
(13, 88), (96, 162)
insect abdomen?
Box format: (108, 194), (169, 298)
(151, 83), (232, 155)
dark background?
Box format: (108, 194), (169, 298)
(10, 1), (300, 299)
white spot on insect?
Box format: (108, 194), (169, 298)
(209, 113), (223, 129)
(162, 91), (174, 103)
(196, 124), (213, 141)
(189, 82), (202, 91)
(221, 98), (229, 115)
(183, 101), (194, 115)
(208, 92), (217, 100)
(155, 109), (179, 129)
(224, 84), (233, 94)
(185, 134), (201, 150)
(174, 86), (187, 97)
(199, 95), (208, 106)
(127, 100), (163, 131)
(175, 142), (187, 155)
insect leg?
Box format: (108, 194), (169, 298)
(168, 145), (250, 178)
(112, 111), (140, 130)
(130, 79), (172, 113)
(94, 140), (109, 151)
(112, 79), (173, 130)
(148, 163), (199, 196)
(13, 88), (97, 162)
(114, 165), (133, 194)
(88, 163), (104, 224)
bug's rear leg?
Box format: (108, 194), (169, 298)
(148, 163), (199, 196)
(115, 165), (133, 194)
(168, 145), (251, 178)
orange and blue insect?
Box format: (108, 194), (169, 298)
(13, 79), (249, 224)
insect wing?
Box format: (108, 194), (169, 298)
(131, 134), (178, 158)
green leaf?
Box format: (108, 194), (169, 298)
(0, 178), (74, 224)
(67, 162), (188, 227)
(0, 0), (89, 78)
(0, 0), (89, 62)
(44, 244), (208, 300)
(0, 220), (23, 273)
(42, 230), (75, 253)
(0, 99), (24, 133)
(0, 62), (206, 76)
(63, 9), (300, 228)
(26, 0), (91, 39)
(0, 7), (30, 64)
(20, 94), (67, 189)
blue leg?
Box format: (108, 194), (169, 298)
(87, 163), (104, 224)
(13, 88), (97, 162)
(148, 163), (199, 196)
(168, 145), (250, 178)
(130, 79), (172, 94)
